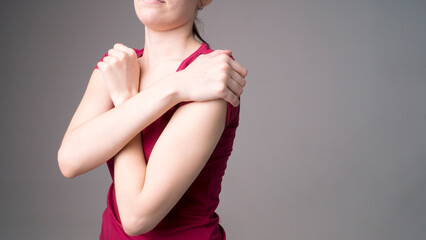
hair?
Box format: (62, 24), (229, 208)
(192, 16), (208, 45)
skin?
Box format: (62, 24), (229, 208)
(57, 0), (247, 236)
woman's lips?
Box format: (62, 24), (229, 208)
(141, 0), (165, 4)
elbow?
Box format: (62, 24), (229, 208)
(57, 146), (79, 179)
(122, 215), (155, 236)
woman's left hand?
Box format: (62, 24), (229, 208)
(96, 43), (141, 107)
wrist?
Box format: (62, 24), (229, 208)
(160, 72), (184, 104)
(112, 90), (138, 107)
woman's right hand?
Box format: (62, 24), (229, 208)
(175, 50), (248, 107)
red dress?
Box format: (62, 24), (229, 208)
(94, 42), (240, 239)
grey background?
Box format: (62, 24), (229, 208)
(1, 0), (425, 239)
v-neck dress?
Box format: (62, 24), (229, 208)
(93, 42), (240, 239)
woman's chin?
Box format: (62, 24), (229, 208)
(134, 0), (193, 31)
(139, 19), (169, 31)
(139, 13), (187, 31)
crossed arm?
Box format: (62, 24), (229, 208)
(57, 69), (182, 178)
(57, 66), (228, 236)
(114, 98), (227, 236)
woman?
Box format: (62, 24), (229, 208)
(58, 0), (247, 239)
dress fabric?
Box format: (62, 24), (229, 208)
(94, 42), (240, 239)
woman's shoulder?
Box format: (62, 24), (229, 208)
(180, 43), (240, 127)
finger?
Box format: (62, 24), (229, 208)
(102, 55), (116, 63)
(107, 48), (126, 60)
(227, 73), (244, 97)
(229, 59), (248, 78)
(223, 89), (240, 107)
(97, 61), (106, 71)
(210, 49), (232, 57)
(230, 68), (246, 88)
(113, 43), (135, 57)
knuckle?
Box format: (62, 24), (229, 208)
(215, 53), (224, 61)
(109, 57), (117, 63)
(220, 71), (229, 81)
(106, 60), (116, 68)
(117, 53), (125, 61)
(96, 62), (103, 69)
(220, 55), (229, 63)
(220, 63), (230, 72)
(216, 82), (227, 94)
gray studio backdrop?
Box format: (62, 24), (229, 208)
(1, 0), (425, 239)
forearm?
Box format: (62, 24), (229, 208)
(113, 131), (147, 230)
(58, 76), (181, 178)
(114, 98), (230, 236)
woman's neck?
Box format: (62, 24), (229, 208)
(141, 20), (202, 70)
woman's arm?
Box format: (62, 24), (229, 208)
(58, 44), (246, 179)
(57, 68), (180, 179)
(114, 98), (228, 236)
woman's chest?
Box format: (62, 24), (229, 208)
(137, 61), (182, 92)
